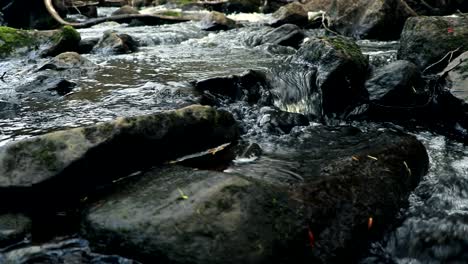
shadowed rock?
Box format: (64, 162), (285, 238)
(0, 105), (239, 207)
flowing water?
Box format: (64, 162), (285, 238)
(0, 9), (467, 264)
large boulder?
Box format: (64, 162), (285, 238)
(93, 30), (139, 55)
(200, 11), (237, 31)
(0, 105), (239, 206)
(82, 166), (307, 264)
(270, 2), (309, 27)
(398, 16), (468, 71)
(82, 126), (429, 263)
(269, 36), (368, 117)
(229, 126), (429, 263)
(0, 26), (81, 59)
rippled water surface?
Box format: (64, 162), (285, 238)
(0, 20), (283, 145)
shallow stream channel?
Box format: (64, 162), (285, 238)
(0, 8), (467, 264)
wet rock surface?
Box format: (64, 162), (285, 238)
(398, 16), (468, 71)
(200, 11), (237, 31)
(247, 24), (304, 48)
(327, 0), (416, 40)
(0, 26), (81, 59)
(0, 213), (32, 247)
(93, 30), (139, 54)
(0, 105), (238, 205)
(269, 36), (368, 117)
(82, 126), (428, 264)
(364, 60), (428, 119)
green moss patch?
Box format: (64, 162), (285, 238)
(323, 36), (368, 69)
(0, 27), (35, 58)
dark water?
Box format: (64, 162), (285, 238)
(0, 9), (467, 264)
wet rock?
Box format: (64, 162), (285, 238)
(0, 105), (239, 206)
(82, 166), (307, 264)
(364, 60), (428, 118)
(0, 101), (19, 119)
(200, 11), (237, 31)
(37, 52), (96, 71)
(440, 51), (468, 95)
(257, 107), (309, 133)
(82, 126), (429, 264)
(112, 5), (141, 15)
(276, 36), (368, 117)
(398, 16), (468, 71)
(270, 2), (308, 27)
(227, 126), (429, 263)
(0, 238), (140, 264)
(93, 30), (139, 55)
(78, 38), (99, 54)
(327, 0), (416, 40)
(68, 5), (98, 18)
(0, 26), (81, 59)
(0, 213), (31, 247)
(0, 0), (64, 29)
(194, 70), (272, 105)
(247, 24), (304, 48)
(16, 75), (77, 97)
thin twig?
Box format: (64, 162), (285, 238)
(422, 46), (461, 74)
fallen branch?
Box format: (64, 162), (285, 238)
(44, 0), (189, 28)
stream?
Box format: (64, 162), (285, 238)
(0, 8), (467, 264)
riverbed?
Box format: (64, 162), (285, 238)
(0, 9), (467, 264)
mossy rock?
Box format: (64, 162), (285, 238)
(398, 16), (468, 70)
(0, 26), (81, 59)
(0, 27), (35, 58)
(0, 105), (239, 208)
(289, 36), (369, 116)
